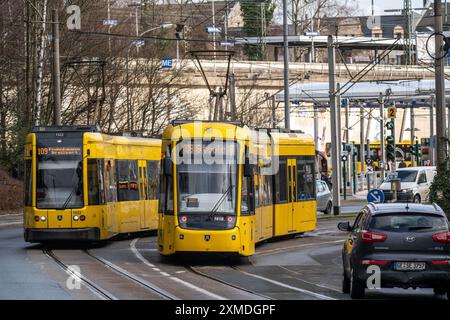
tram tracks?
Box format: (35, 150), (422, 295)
(43, 247), (178, 300)
(186, 265), (273, 300)
(84, 249), (179, 300)
(43, 248), (118, 300)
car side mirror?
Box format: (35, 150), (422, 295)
(337, 221), (352, 232)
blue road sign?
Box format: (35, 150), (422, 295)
(161, 57), (173, 69)
(367, 189), (385, 204)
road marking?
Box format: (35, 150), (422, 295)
(130, 238), (227, 300)
(130, 238), (156, 267)
(0, 222), (22, 227)
(86, 250), (178, 300)
(236, 268), (336, 300)
(278, 266), (341, 293)
(169, 276), (227, 300)
(255, 239), (345, 256)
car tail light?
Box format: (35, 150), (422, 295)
(431, 260), (450, 265)
(361, 259), (387, 266)
(361, 230), (387, 243)
(432, 232), (450, 244)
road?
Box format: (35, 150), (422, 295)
(0, 213), (446, 300)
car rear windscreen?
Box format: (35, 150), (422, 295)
(369, 214), (448, 233)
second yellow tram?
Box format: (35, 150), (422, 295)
(23, 125), (161, 242)
(157, 120), (317, 256)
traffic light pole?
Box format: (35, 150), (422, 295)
(410, 102), (415, 167)
(379, 93), (386, 179)
(328, 36), (340, 215)
(435, 0), (448, 166)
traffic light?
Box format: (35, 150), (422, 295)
(386, 135), (395, 162)
(410, 144), (421, 158)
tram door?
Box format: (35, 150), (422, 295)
(287, 159), (297, 233)
(138, 160), (148, 229)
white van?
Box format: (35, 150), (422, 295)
(379, 166), (436, 203)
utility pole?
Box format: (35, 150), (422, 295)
(430, 95), (435, 166)
(314, 104), (319, 179)
(399, 104), (407, 143)
(344, 99), (352, 195)
(360, 105), (365, 191)
(410, 101), (416, 166)
(379, 93), (386, 179)
(336, 83), (342, 192)
(435, 0), (447, 166)
(229, 73), (236, 121)
(328, 35), (340, 215)
(272, 95), (277, 128)
(283, 0), (290, 129)
(52, 9), (61, 126)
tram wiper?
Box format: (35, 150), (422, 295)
(61, 161), (82, 210)
(210, 184), (233, 214)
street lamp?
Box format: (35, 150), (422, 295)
(125, 23), (174, 131)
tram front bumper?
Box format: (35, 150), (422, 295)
(24, 228), (100, 243)
(174, 227), (242, 254)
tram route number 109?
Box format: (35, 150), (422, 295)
(37, 147), (49, 156)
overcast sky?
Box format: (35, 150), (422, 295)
(357, 0), (428, 15)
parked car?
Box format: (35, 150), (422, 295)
(316, 180), (332, 214)
(378, 166), (436, 203)
(338, 203), (450, 299)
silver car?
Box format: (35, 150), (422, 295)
(316, 180), (332, 214)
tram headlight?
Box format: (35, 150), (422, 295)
(40, 216), (46, 221)
(73, 215), (79, 221)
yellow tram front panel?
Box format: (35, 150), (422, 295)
(24, 126), (161, 243)
(158, 121), (317, 256)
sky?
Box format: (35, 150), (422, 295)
(357, 0), (429, 16)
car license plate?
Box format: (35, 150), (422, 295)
(394, 262), (426, 271)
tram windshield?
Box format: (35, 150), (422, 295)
(36, 137), (83, 209)
(176, 141), (238, 215)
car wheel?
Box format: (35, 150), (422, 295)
(413, 194), (421, 204)
(342, 271), (350, 294)
(350, 268), (365, 299)
(434, 287), (446, 295)
(324, 201), (332, 215)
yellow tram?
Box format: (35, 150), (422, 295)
(23, 125), (161, 242)
(157, 120), (317, 256)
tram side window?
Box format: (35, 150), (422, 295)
(158, 161), (166, 212)
(254, 172), (260, 208)
(24, 160), (32, 206)
(297, 158), (316, 201)
(241, 175), (255, 215)
(274, 159), (287, 203)
(117, 160), (140, 201)
(261, 174), (273, 206)
(158, 159), (174, 215)
(147, 160), (160, 200)
(104, 160), (117, 202)
(87, 159), (105, 205)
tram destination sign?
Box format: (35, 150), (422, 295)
(37, 146), (81, 157)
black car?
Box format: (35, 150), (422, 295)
(338, 203), (450, 299)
